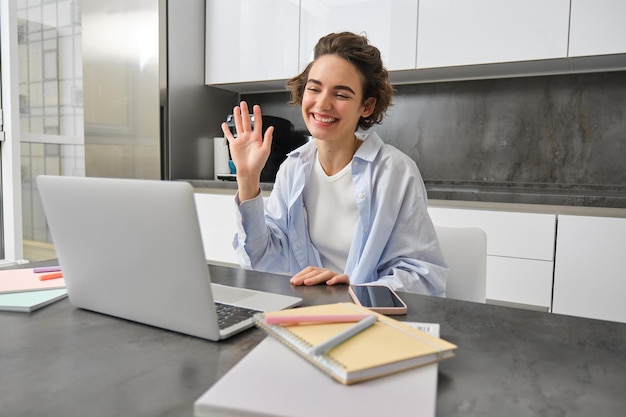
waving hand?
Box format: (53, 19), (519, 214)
(221, 101), (274, 201)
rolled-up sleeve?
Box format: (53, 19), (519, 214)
(233, 192), (267, 269)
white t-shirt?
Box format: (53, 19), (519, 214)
(302, 152), (359, 273)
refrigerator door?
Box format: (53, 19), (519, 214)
(82, 0), (236, 180)
(82, 0), (162, 179)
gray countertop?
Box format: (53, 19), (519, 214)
(2, 262), (625, 417)
(186, 179), (626, 218)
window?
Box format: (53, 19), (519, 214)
(17, 0), (84, 261)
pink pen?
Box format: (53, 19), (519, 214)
(264, 314), (374, 325)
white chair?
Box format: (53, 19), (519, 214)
(435, 225), (487, 303)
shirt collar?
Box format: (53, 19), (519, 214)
(287, 131), (384, 163)
(354, 131), (384, 163)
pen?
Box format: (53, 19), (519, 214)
(33, 266), (62, 273)
(310, 315), (377, 356)
(265, 314), (372, 325)
(39, 272), (64, 281)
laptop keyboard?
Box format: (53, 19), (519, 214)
(215, 302), (261, 330)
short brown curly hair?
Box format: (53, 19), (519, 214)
(286, 32), (394, 131)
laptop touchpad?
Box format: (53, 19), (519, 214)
(211, 283), (259, 304)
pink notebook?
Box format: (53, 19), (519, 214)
(0, 268), (66, 294)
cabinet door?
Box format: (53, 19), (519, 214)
(205, 0), (299, 84)
(428, 208), (556, 260)
(553, 215), (626, 323)
(300, 0), (418, 72)
(569, 0), (626, 57)
(194, 193), (239, 266)
(487, 257), (553, 310)
(417, 0), (570, 68)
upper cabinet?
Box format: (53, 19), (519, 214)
(416, 0), (570, 68)
(205, 0), (299, 85)
(205, 0), (626, 91)
(300, 0), (418, 72)
(569, 0), (626, 57)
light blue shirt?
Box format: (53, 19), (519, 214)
(233, 132), (448, 296)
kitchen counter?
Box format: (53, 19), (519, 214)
(424, 180), (626, 211)
(186, 179), (626, 218)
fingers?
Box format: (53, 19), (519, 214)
(290, 266), (349, 287)
(221, 122), (234, 142)
(262, 125), (274, 153)
(240, 101), (252, 132)
(232, 104), (243, 135)
(231, 101), (252, 138)
(230, 102), (271, 143)
(325, 274), (350, 286)
(290, 266), (323, 286)
(252, 103), (262, 135)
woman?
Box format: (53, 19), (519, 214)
(222, 32), (447, 295)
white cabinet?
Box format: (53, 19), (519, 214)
(416, 0), (570, 68)
(428, 207), (556, 310)
(553, 215), (626, 323)
(194, 192), (239, 267)
(205, 0), (299, 85)
(568, 0), (626, 57)
(300, 0), (418, 72)
(205, 0), (625, 89)
(487, 257), (554, 309)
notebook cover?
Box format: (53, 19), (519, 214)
(0, 268), (66, 294)
(253, 302), (456, 384)
(0, 289), (68, 312)
(194, 336), (438, 417)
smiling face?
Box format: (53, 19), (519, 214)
(301, 54), (375, 145)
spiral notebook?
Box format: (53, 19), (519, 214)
(253, 302), (457, 385)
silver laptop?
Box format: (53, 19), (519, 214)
(36, 175), (302, 341)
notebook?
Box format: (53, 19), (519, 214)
(253, 302), (457, 384)
(0, 289), (68, 313)
(194, 336), (439, 417)
(36, 175), (302, 341)
(0, 267), (66, 294)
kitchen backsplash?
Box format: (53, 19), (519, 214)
(243, 70), (626, 208)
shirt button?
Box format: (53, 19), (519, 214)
(357, 192), (365, 199)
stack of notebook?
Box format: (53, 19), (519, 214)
(195, 302), (457, 417)
(0, 267), (67, 313)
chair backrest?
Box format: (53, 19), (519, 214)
(435, 225), (487, 303)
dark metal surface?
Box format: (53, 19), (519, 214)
(1, 263), (625, 417)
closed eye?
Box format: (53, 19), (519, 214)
(334, 85), (356, 99)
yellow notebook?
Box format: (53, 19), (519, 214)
(253, 302), (457, 385)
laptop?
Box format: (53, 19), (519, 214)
(36, 175), (302, 341)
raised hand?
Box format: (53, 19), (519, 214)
(221, 101), (274, 201)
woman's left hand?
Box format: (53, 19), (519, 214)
(290, 266), (350, 286)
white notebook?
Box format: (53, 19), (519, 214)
(194, 336), (438, 417)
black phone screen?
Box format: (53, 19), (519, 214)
(350, 285), (404, 308)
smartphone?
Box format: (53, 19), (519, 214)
(348, 284), (407, 315)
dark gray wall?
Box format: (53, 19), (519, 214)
(244, 71), (626, 207)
